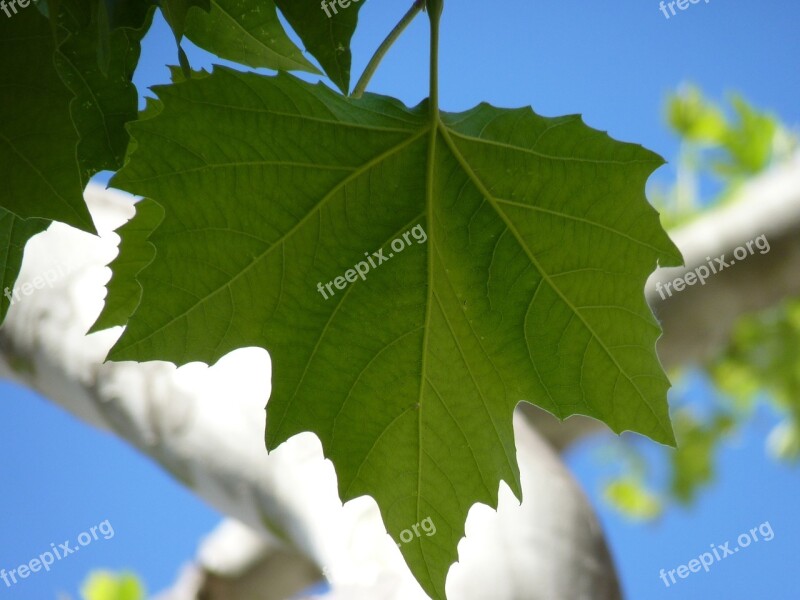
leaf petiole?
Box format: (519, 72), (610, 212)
(427, 0), (442, 117)
(350, 0), (425, 99)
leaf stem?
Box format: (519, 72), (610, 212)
(427, 0), (442, 118)
(351, 0), (425, 99)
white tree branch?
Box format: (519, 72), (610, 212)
(0, 185), (621, 599)
(4, 152), (798, 596)
(5, 152), (798, 596)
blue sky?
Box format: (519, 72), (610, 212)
(2, 1), (799, 598)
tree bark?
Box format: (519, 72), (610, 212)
(0, 185), (622, 599)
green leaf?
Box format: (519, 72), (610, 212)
(103, 0), (157, 30)
(183, 0), (318, 73)
(91, 198), (164, 333)
(160, 0), (210, 75)
(81, 571), (145, 600)
(55, 0), (156, 184)
(0, 7), (94, 232)
(715, 95), (777, 176)
(110, 69), (679, 598)
(709, 298), (800, 463)
(670, 411), (734, 504)
(667, 86), (727, 144)
(274, 0), (366, 94)
(0, 211), (50, 322)
(668, 87), (780, 180)
(604, 476), (662, 520)
(161, 0), (209, 40)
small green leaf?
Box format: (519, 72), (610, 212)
(183, 0), (319, 73)
(667, 86), (727, 144)
(55, 0), (156, 184)
(709, 298), (800, 464)
(670, 411), (734, 504)
(161, 0), (210, 40)
(715, 95), (777, 176)
(160, 0), (210, 75)
(103, 0), (157, 30)
(110, 68), (680, 598)
(91, 198), (164, 333)
(0, 8), (94, 232)
(0, 211), (50, 323)
(82, 571), (145, 600)
(604, 477), (662, 520)
(274, 0), (367, 94)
